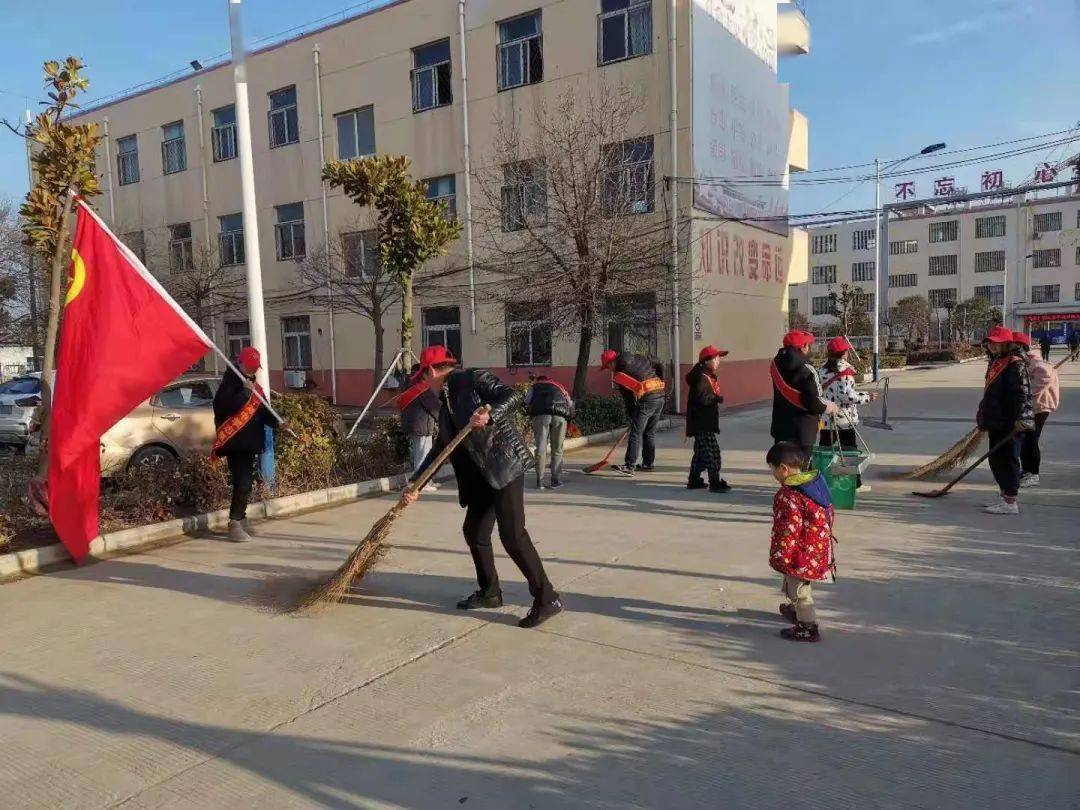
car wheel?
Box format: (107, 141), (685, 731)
(129, 445), (178, 471)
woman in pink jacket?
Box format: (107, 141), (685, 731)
(1014, 332), (1060, 488)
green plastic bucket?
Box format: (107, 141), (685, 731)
(811, 445), (859, 510)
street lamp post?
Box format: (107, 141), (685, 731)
(873, 142), (946, 380)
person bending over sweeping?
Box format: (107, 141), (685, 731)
(1013, 331), (1059, 490)
(212, 347), (283, 543)
(600, 349), (666, 476)
(400, 345), (563, 628)
(770, 330), (838, 464)
(685, 344), (731, 493)
(817, 336), (877, 490)
(977, 326), (1034, 515)
(524, 374), (574, 490)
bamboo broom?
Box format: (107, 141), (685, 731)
(904, 426), (984, 480)
(287, 413), (482, 613)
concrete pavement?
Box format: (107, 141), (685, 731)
(0, 360), (1076, 808)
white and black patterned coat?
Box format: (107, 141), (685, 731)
(817, 360), (871, 430)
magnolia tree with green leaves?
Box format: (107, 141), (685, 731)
(322, 156), (461, 371)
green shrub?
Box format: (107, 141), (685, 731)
(573, 394), (627, 436)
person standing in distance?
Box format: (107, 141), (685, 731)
(769, 331), (838, 464)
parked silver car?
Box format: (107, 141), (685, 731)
(0, 375), (42, 451)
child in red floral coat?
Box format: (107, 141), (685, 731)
(766, 442), (836, 642)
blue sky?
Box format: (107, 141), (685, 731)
(1, 0), (1077, 213)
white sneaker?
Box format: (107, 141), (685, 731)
(984, 499), (1019, 515)
(857, 484), (871, 492)
(421, 481), (439, 493)
(1018, 474), (1040, 489)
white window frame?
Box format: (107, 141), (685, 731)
(341, 229), (380, 280)
(1030, 284), (1060, 304)
(211, 105), (237, 162)
(225, 320), (251, 360)
(334, 106), (376, 160)
(602, 136), (654, 215)
(168, 224), (194, 273)
(411, 40), (453, 113)
(929, 220), (959, 243)
(811, 265), (836, 285)
(506, 303), (552, 366)
(975, 214), (1006, 239)
(889, 239), (918, 255)
(274, 203), (306, 260)
(852, 229), (876, 251)
(498, 11), (543, 91)
(425, 175), (458, 219)
(117, 135), (140, 185)
(281, 315), (313, 370)
(501, 161), (547, 231)
(218, 214), (245, 267)
(852, 261), (875, 282)
(268, 86), (299, 148)
(928, 254), (958, 276)
(161, 121), (186, 175)
(974, 250), (1005, 273)
(422, 306), (463, 361)
(811, 296), (832, 316)
(598, 0), (652, 66)
(812, 233), (837, 254)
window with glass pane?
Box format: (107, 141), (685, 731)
(412, 40), (453, 113)
(1032, 211), (1062, 235)
(117, 135), (140, 185)
(852, 229), (875, 251)
(275, 203), (305, 260)
(423, 306), (462, 360)
(602, 136), (654, 214)
(211, 105), (237, 162)
(226, 320), (251, 360)
(169, 222), (193, 272)
(218, 213), (245, 266)
(812, 233), (838, 254)
(788, 298), (798, 313)
(928, 254), (958, 276)
(282, 315), (312, 369)
(889, 239), (918, 255)
(929, 220), (958, 243)
(889, 273), (917, 288)
(811, 265), (836, 285)
(811, 296), (831, 316)
(425, 175), (457, 219)
(498, 11), (543, 90)
(974, 250), (1005, 273)
(975, 215), (1006, 238)
(928, 288), (957, 308)
(599, 0), (652, 65)
(335, 106), (375, 160)
(606, 293), (657, 356)
(852, 261), (875, 282)
(506, 302), (552, 366)
(268, 86), (299, 147)
(1032, 248), (1060, 268)
(1031, 284), (1060, 304)
(974, 285), (1004, 306)
(156, 381), (215, 409)
(341, 230), (380, 279)
(161, 121), (186, 174)
(502, 160), (547, 231)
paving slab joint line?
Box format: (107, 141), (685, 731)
(537, 628), (1080, 757)
(111, 620), (490, 808)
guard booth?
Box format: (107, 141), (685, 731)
(1025, 315), (1079, 347)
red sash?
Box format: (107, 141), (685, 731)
(822, 368), (856, 390)
(984, 355), (1018, 389)
(211, 388), (262, 460)
(612, 371), (665, 399)
(705, 374), (722, 398)
(537, 379), (572, 402)
(770, 360), (806, 410)
(395, 381), (428, 412)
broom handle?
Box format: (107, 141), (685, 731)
(934, 426), (1023, 495)
(408, 405), (489, 492)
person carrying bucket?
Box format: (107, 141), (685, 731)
(817, 337), (877, 491)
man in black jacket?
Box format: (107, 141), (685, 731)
(212, 347), (281, 542)
(402, 345), (562, 628)
(978, 325), (1035, 515)
(685, 345), (731, 492)
(601, 349), (666, 476)
(769, 331), (837, 464)
(524, 374), (574, 489)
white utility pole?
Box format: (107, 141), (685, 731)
(668, 0), (681, 412)
(312, 45), (337, 403)
(873, 158), (882, 380)
(228, 0), (270, 394)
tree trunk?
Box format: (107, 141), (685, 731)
(36, 190), (77, 476)
(572, 320), (594, 401)
(28, 256), (41, 367)
(372, 303), (384, 382)
(399, 269), (413, 372)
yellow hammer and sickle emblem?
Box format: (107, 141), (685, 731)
(66, 248), (87, 305)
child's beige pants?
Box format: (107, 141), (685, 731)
(782, 575), (817, 624)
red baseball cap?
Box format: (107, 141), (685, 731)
(1012, 331), (1032, 346)
(985, 325), (1015, 344)
(412, 344), (458, 380)
(827, 336), (853, 353)
(698, 345), (729, 362)
(600, 349), (618, 369)
(782, 330), (815, 349)
(238, 346), (261, 372)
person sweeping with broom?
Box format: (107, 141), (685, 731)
(600, 349), (666, 476)
(400, 345), (563, 628)
(977, 325), (1034, 515)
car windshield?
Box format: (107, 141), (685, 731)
(0, 378), (40, 395)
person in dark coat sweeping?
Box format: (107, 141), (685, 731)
(212, 347), (282, 542)
(600, 349), (666, 476)
(769, 330), (837, 464)
(685, 345), (731, 492)
(524, 374), (574, 489)
(401, 345), (563, 629)
(977, 325), (1035, 515)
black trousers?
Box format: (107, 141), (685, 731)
(1020, 412), (1049, 476)
(462, 473), (557, 604)
(987, 429), (1021, 498)
(227, 453), (257, 521)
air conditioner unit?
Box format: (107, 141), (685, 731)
(284, 370), (307, 389)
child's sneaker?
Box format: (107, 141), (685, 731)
(984, 499), (1019, 515)
(1018, 473), (1040, 488)
(779, 604), (797, 623)
(780, 622), (820, 642)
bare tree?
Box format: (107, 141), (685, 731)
(0, 201), (45, 353)
(472, 82), (681, 398)
(296, 224), (403, 380)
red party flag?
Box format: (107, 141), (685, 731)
(49, 198), (212, 561)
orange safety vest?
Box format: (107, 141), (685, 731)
(612, 371), (665, 400)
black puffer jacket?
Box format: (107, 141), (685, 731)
(526, 379), (574, 420)
(769, 347), (828, 449)
(977, 350), (1035, 433)
(400, 388), (441, 436)
(212, 369), (278, 456)
(613, 352), (665, 413)
(413, 369), (533, 503)
(685, 362), (723, 436)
